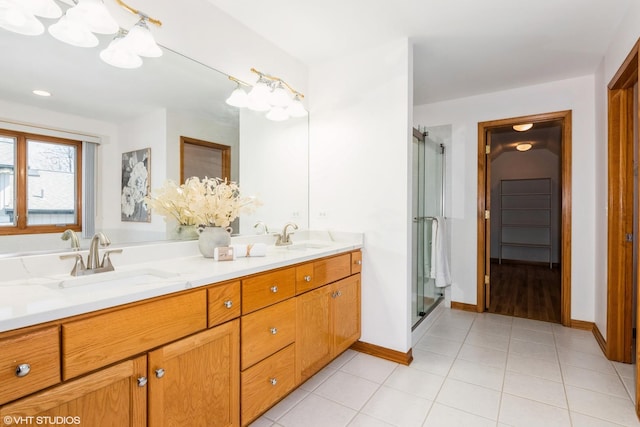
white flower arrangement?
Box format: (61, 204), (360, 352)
(145, 177), (258, 228)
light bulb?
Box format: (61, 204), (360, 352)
(269, 81), (291, 107)
(516, 143), (532, 152)
(247, 77), (272, 111)
(120, 19), (162, 58)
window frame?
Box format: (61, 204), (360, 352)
(0, 129), (82, 235)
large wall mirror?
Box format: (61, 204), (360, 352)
(0, 27), (309, 255)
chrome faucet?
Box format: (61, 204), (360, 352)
(275, 222), (298, 246)
(87, 232), (111, 269)
(61, 229), (80, 251)
(253, 221), (269, 235)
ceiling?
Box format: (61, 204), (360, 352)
(206, 0), (633, 105)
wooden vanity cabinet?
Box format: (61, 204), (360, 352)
(296, 273), (361, 384)
(148, 319), (239, 427)
(0, 356), (147, 426)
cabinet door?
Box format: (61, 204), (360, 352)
(148, 319), (239, 427)
(295, 286), (332, 384)
(332, 274), (361, 356)
(0, 356), (146, 427)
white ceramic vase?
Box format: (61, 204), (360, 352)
(198, 226), (231, 258)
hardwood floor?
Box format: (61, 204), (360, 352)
(488, 261), (561, 323)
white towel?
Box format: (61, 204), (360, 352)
(231, 243), (267, 257)
(430, 217), (452, 288)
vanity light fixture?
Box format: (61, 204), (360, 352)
(513, 123), (533, 132)
(226, 68), (308, 121)
(516, 142), (532, 152)
(0, 0), (162, 69)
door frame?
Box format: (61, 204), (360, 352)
(476, 110), (573, 326)
(607, 38), (639, 365)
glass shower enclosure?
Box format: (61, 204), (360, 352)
(412, 126), (447, 328)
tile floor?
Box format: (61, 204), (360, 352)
(250, 306), (640, 427)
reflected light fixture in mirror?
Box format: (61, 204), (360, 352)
(513, 123), (533, 132)
(0, 0), (162, 69)
(226, 68), (308, 121)
(516, 142), (532, 151)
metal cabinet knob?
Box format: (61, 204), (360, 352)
(270, 285), (278, 293)
(15, 363), (31, 378)
(356, 260), (362, 265)
(304, 275), (312, 282)
(137, 376), (148, 387)
(269, 378), (277, 386)
(224, 300), (233, 309)
(155, 368), (165, 379)
(270, 327), (278, 335)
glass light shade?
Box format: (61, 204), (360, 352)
(66, 0), (118, 34)
(247, 78), (272, 111)
(516, 142), (532, 151)
(269, 82), (291, 107)
(287, 95), (308, 117)
(120, 19), (162, 58)
(24, 0), (61, 18)
(513, 123), (533, 132)
(266, 106), (289, 121)
(100, 36), (142, 69)
(0, 2), (44, 35)
(49, 14), (98, 47)
(225, 84), (248, 108)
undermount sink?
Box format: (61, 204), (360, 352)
(281, 241), (332, 251)
(45, 268), (181, 290)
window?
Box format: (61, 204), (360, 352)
(0, 129), (82, 234)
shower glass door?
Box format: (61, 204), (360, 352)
(412, 127), (445, 328)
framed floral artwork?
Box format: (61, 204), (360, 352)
(121, 148), (151, 222)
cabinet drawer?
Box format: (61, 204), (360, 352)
(62, 290), (206, 380)
(242, 267), (295, 314)
(208, 280), (241, 327)
(351, 251), (362, 274)
(0, 326), (60, 405)
(241, 344), (295, 426)
(241, 298), (296, 370)
(296, 253), (351, 294)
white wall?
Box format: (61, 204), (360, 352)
(309, 39), (413, 353)
(414, 75), (597, 322)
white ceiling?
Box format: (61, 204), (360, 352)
(206, 0), (633, 104)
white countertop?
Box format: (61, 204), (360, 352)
(0, 230), (363, 333)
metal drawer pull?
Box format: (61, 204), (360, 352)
(137, 376), (148, 387)
(269, 378), (277, 386)
(337, 290), (342, 297)
(356, 260), (362, 265)
(224, 300), (233, 309)
(15, 363), (31, 378)
(155, 368), (165, 379)
(304, 275), (312, 282)
(270, 327), (278, 335)
(270, 285), (278, 293)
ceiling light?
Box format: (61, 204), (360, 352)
(513, 123), (533, 132)
(225, 82), (248, 108)
(229, 68), (306, 121)
(516, 143), (532, 151)
(48, 13), (99, 48)
(100, 32), (142, 69)
(32, 89), (51, 96)
(0, 1), (45, 35)
(65, 0), (118, 35)
(119, 18), (162, 57)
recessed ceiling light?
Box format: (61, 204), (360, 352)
(513, 123), (533, 132)
(32, 90), (51, 97)
(516, 142), (532, 151)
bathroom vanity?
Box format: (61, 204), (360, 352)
(0, 233), (362, 426)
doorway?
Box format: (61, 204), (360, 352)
(477, 111), (572, 326)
